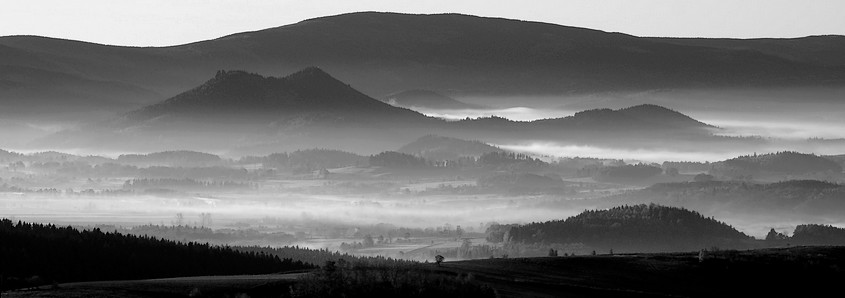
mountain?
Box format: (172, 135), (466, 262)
(2, 12), (844, 118)
(33, 68), (743, 155)
(125, 67), (427, 124)
(383, 90), (483, 109)
(504, 204), (751, 252)
(397, 135), (502, 161)
(36, 68), (440, 154)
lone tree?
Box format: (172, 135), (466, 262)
(435, 255), (445, 266)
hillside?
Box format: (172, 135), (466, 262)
(125, 68), (428, 124)
(532, 104), (715, 132)
(791, 224), (845, 245)
(397, 135), (502, 161)
(0, 219), (312, 290)
(33, 67), (732, 154)
(117, 150), (222, 166)
(711, 151), (842, 178)
(2, 12), (844, 118)
(35, 68), (440, 154)
(602, 180), (845, 217)
(383, 90), (483, 109)
(505, 204), (751, 252)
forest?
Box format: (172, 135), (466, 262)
(504, 204), (752, 253)
(0, 219), (312, 290)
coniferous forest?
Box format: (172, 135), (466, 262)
(0, 219), (312, 290)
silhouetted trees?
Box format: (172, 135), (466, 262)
(0, 219), (312, 290)
(712, 151), (841, 177)
(791, 224), (845, 245)
(369, 151), (430, 168)
(577, 163), (662, 182)
(505, 204), (751, 252)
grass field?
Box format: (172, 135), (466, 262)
(5, 246), (844, 297)
(4, 273), (305, 298)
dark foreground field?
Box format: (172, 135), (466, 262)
(435, 246), (845, 297)
(4, 246), (844, 298)
(2, 273), (304, 298)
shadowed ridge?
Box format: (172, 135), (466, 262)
(618, 104), (715, 129)
(383, 89), (483, 109)
(118, 67), (433, 126)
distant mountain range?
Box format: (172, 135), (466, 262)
(2, 12), (844, 118)
(34, 67), (736, 154)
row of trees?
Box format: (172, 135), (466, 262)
(0, 219), (313, 290)
(767, 224), (845, 246)
(240, 149), (367, 172)
(576, 163), (663, 181)
(123, 178), (256, 190)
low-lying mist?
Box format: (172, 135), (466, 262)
(0, 192), (588, 234)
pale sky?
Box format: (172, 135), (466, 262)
(2, 0), (844, 46)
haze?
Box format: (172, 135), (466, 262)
(3, 10), (845, 294)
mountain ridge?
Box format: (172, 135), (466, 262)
(31, 68), (754, 155)
(3, 12), (845, 119)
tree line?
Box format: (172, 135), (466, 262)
(0, 219), (313, 291)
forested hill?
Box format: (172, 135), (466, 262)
(505, 204), (751, 253)
(0, 219), (313, 290)
(397, 135), (502, 161)
(601, 180), (845, 216)
(791, 224), (845, 246)
(711, 151), (842, 177)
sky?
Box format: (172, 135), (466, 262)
(2, 0), (845, 47)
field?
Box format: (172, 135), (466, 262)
(4, 273), (304, 298)
(5, 246), (844, 297)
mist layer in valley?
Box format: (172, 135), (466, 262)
(3, 12), (845, 270)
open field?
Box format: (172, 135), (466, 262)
(435, 246), (845, 297)
(5, 246), (844, 298)
(3, 273), (305, 298)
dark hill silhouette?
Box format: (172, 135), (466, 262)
(506, 204), (751, 252)
(127, 68), (428, 124)
(649, 35), (845, 68)
(397, 135), (502, 161)
(384, 90), (483, 109)
(711, 151), (842, 177)
(2, 12), (845, 117)
(117, 150), (222, 166)
(32, 67), (729, 153)
(602, 180), (845, 217)
(792, 224), (845, 245)
(530, 104), (714, 132)
(31, 67), (745, 154)
(0, 219), (312, 290)
(34, 68), (440, 153)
